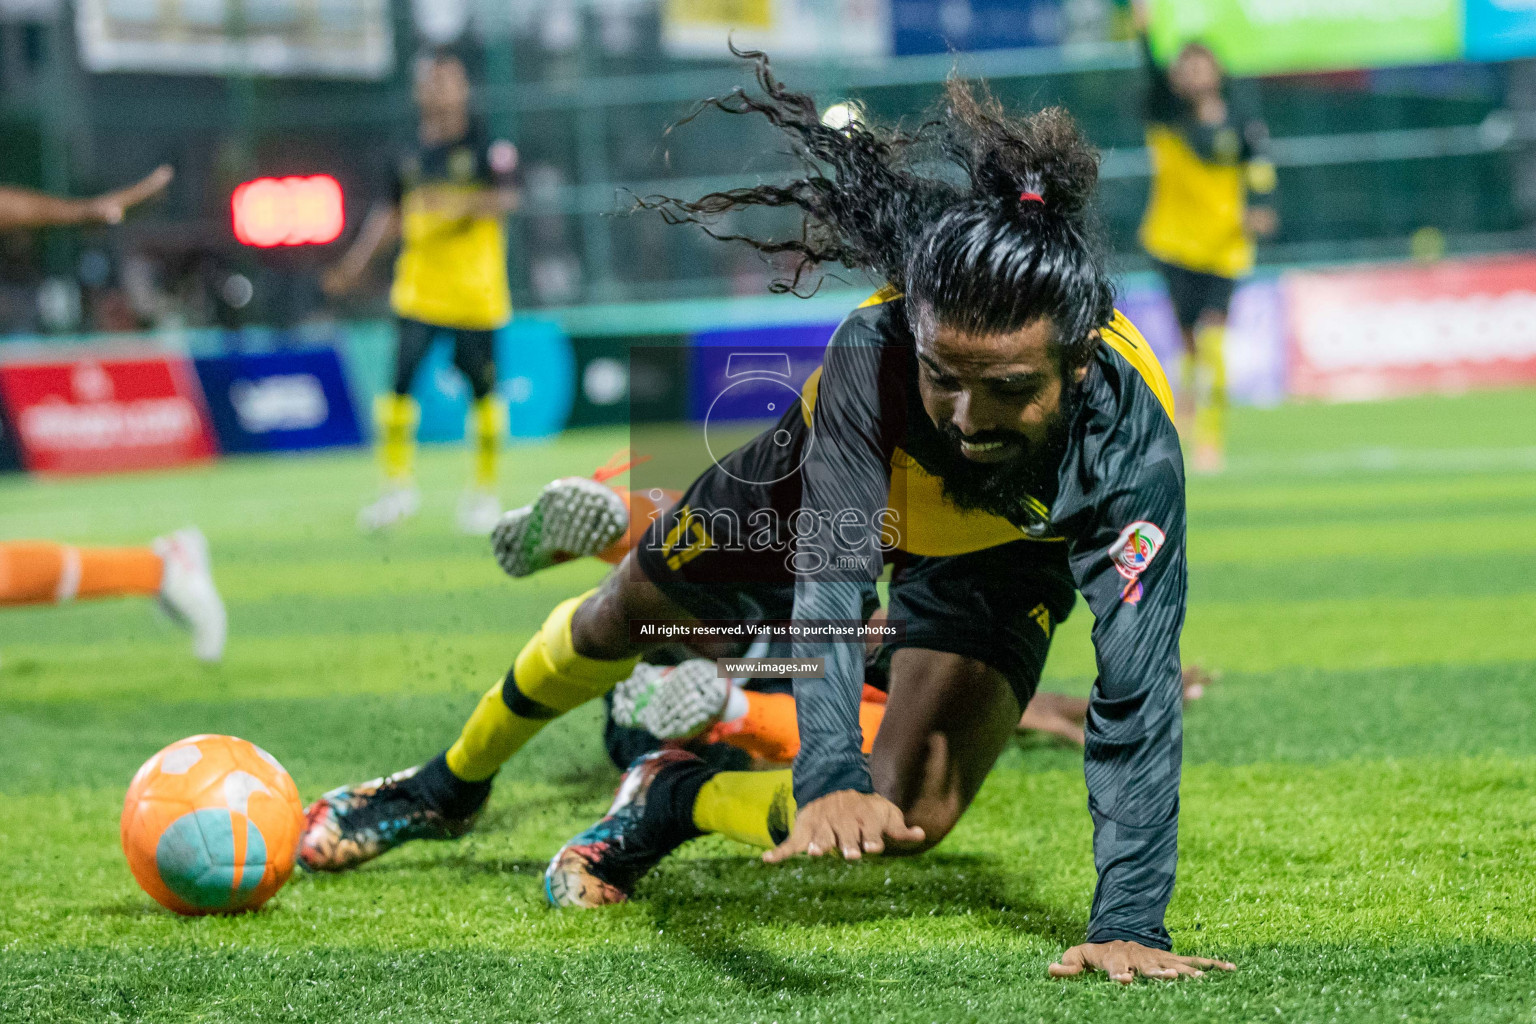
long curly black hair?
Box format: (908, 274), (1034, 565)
(638, 46), (1116, 369)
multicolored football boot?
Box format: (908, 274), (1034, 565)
(298, 764), (484, 872)
(545, 748), (701, 908)
(491, 476), (628, 578)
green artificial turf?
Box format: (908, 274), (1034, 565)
(2, 389), (1535, 1023)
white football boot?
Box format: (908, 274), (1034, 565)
(153, 527), (227, 663)
(490, 476), (628, 577)
(609, 659), (730, 740)
(357, 484), (421, 533)
(456, 488), (502, 536)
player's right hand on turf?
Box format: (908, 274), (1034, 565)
(763, 790), (923, 863)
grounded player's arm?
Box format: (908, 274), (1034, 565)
(0, 165), (172, 231)
(1052, 439), (1229, 981)
(769, 328), (922, 863)
(322, 201), (400, 296)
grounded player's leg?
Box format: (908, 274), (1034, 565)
(300, 555), (710, 871)
(455, 328), (504, 535)
(545, 648), (1019, 905)
(1017, 690), (1088, 745)
(491, 478), (631, 577)
(301, 587), (638, 871)
(866, 648), (1022, 851)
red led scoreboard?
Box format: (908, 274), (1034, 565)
(232, 175), (344, 247)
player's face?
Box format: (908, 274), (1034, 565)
(1171, 47), (1221, 98)
(415, 57), (470, 117)
(916, 318), (1087, 466)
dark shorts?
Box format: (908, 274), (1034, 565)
(394, 317), (497, 399)
(633, 461), (1078, 709)
(1153, 260), (1237, 332)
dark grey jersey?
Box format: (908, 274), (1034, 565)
(789, 294), (1186, 949)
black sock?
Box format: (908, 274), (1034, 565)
(413, 752), (494, 820)
(640, 757), (711, 847)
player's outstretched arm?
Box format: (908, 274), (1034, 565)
(762, 789), (922, 863)
(0, 164), (171, 230)
(322, 201), (400, 296)
(1050, 941), (1235, 984)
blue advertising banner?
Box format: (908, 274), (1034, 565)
(411, 319), (575, 443)
(688, 323), (839, 423)
(1465, 0), (1536, 61)
(893, 0), (1065, 56)
(194, 347), (363, 454)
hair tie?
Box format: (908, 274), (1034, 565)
(1019, 191), (1044, 204)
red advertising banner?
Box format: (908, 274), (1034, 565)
(0, 355), (218, 474)
(1287, 255), (1536, 400)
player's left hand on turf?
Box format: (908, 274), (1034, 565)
(1049, 940), (1235, 984)
(763, 790), (923, 864)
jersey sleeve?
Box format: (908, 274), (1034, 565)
(789, 315), (893, 808)
(1139, 33), (1180, 125)
(1067, 426), (1187, 950)
(1242, 117), (1278, 196)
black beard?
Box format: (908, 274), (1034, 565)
(914, 377), (1081, 524)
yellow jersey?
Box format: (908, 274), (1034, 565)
(390, 123), (514, 331)
(1137, 36), (1276, 279)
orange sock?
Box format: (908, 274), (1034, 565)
(597, 488), (681, 565)
(705, 689), (886, 764)
(0, 542), (163, 606)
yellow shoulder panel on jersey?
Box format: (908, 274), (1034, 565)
(800, 365), (822, 428)
(1101, 310), (1175, 423)
(859, 285), (903, 308)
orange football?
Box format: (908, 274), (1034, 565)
(121, 734), (304, 915)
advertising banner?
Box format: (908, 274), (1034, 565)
(193, 348), (363, 454)
(1286, 255), (1536, 401)
(893, 0), (1065, 56)
(688, 323), (839, 422)
(565, 337), (691, 429)
(1147, 0), (1460, 75)
(0, 354), (217, 475)
(1465, 0), (1536, 61)
(663, 0), (890, 59)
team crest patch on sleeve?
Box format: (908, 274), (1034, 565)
(1108, 521), (1165, 604)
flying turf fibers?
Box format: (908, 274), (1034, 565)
(1, 388), (1534, 1023)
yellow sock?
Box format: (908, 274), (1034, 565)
(375, 394), (420, 484)
(443, 678), (546, 782)
(693, 769), (796, 848)
(444, 591), (638, 782)
(470, 395), (503, 490)
(1193, 324), (1227, 454)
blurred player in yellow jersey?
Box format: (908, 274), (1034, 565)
(325, 47), (520, 534)
(1134, 2), (1277, 473)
